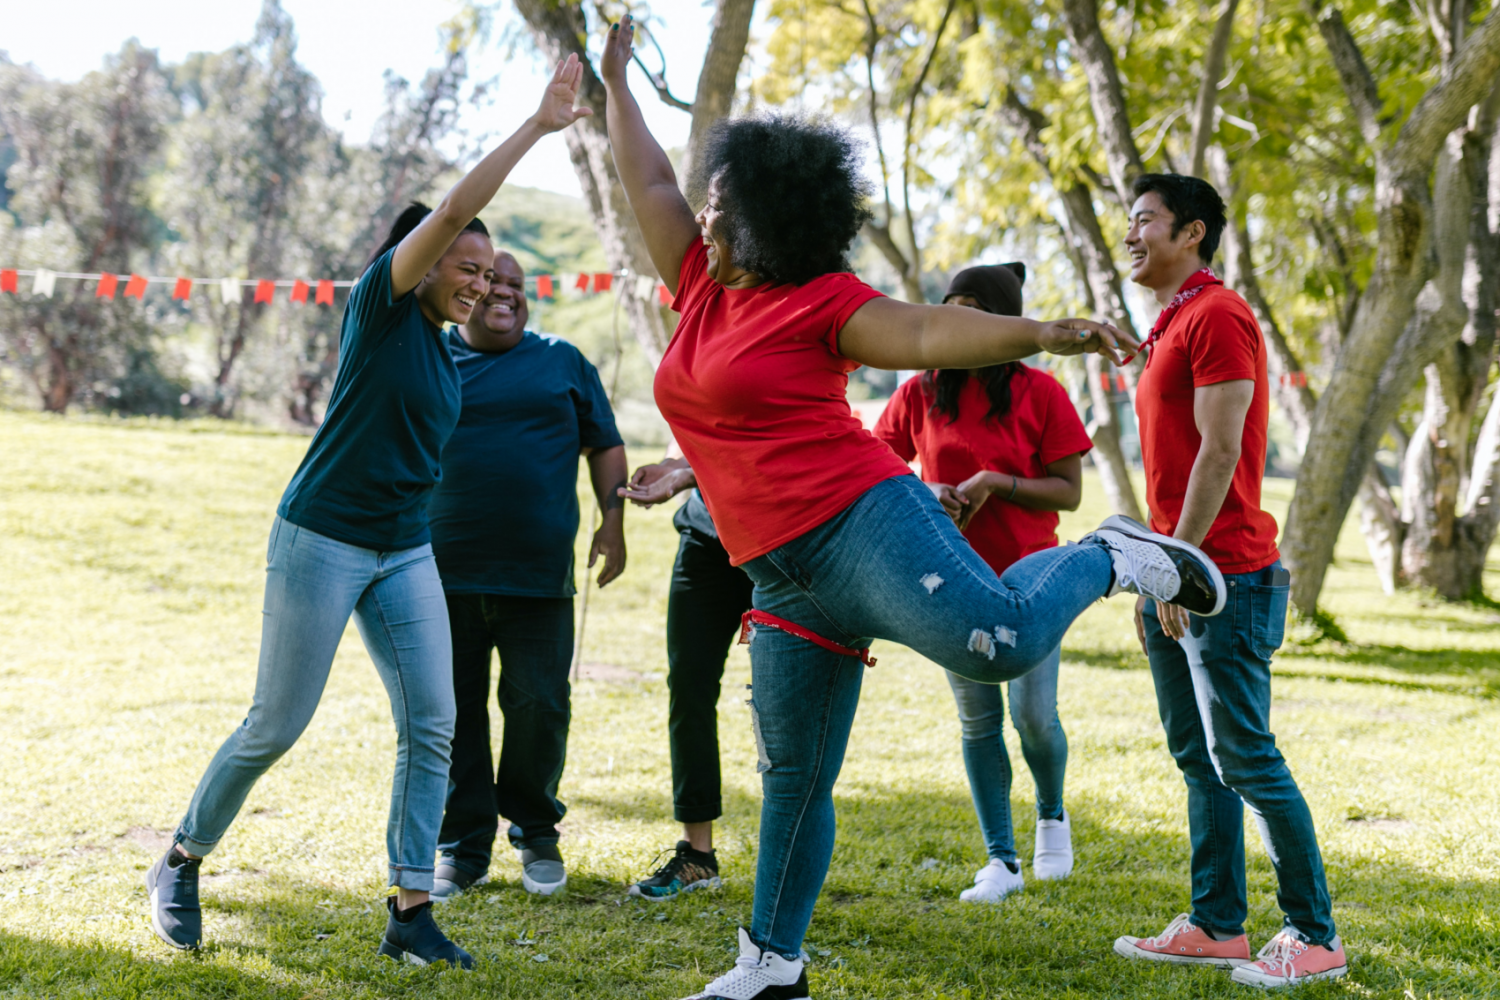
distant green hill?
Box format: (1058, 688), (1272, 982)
(478, 185), (610, 276)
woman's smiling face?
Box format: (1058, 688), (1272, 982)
(417, 231), (495, 327)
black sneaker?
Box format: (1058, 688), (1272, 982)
(376, 897), (475, 969)
(1088, 514), (1227, 617)
(430, 860), (489, 904)
(144, 847), (201, 950)
(682, 928), (810, 999)
(628, 840), (721, 902)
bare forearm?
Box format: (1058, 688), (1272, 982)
(1174, 446), (1239, 546)
(841, 299), (1046, 371)
(603, 80), (678, 211)
(589, 445), (629, 512)
(977, 471), (1080, 512)
(435, 119), (548, 228)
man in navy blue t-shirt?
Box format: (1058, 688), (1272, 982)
(428, 249), (627, 900)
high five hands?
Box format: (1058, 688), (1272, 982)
(531, 53), (594, 133)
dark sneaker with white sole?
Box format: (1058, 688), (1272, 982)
(1086, 514), (1226, 617)
(682, 928), (810, 999)
(628, 840), (720, 901)
(377, 897), (475, 969)
(144, 847), (201, 950)
(430, 860), (489, 904)
(519, 844), (567, 895)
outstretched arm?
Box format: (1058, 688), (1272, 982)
(389, 55), (593, 298)
(837, 298), (1138, 370)
(599, 15), (700, 293)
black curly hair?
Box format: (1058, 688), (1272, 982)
(695, 113), (874, 286)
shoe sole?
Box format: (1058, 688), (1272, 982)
(1098, 515), (1228, 617)
(1230, 964), (1348, 988)
(1113, 936), (1250, 967)
(628, 875), (721, 902)
(430, 873), (489, 905)
(145, 877), (198, 951)
(377, 938), (474, 971)
(522, 871), (567, 896)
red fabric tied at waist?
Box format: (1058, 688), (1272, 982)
(738, 610), (877, 668)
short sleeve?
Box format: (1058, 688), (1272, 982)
(1036, 372), (1094, 466)
(1186, 293), (1260, 387)
(346, 248), (405, 344)
(573, 350), (624, 450)
(820, 274), (887, 357)
(873, 379), (920, 462)
(670, 242), (711, 316)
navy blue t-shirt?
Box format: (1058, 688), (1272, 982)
(430, 330), (623, 597)
(278, 248), (462, 551)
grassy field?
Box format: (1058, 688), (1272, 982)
(1, 411), (1498, 999)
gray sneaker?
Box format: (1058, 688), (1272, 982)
(430, 860), (489, 904)
(1087, 515), (1226, 617)
(144, 847), (201, 950)
(518, 844), (567, 896)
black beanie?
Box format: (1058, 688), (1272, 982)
(943, 262), (1026, 317)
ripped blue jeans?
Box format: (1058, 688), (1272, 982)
(739, 475), (1113, 956)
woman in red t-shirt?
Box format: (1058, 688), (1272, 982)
(600, 17), (1224, 999)
(874, 264), (1093, 907)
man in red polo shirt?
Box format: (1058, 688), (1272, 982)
(1108, 174), (1347, 988)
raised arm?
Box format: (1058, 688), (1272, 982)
(389, 55), (593, 298)
(837, 298), (1138, 370)
(598, 15), (700, 293)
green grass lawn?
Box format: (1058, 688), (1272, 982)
(1, 411), (1498, 999)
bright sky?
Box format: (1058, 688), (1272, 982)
(2, 0), (740, 198)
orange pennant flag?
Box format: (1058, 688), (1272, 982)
(290, 280), (310, 304)
(124, 274), (148, 299)
(593, 272), (613, 293)
(254, 280), (275, 304)
(172, 277), (193, 301)
(315, 280), (335, 306)
(0, 270), (16, 294)
(657, 283), (670, 306)
(96, 274), (119, 299)
(537, 274), (554, 299)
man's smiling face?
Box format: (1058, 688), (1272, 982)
(461, 250), (529, 353)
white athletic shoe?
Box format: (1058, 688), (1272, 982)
(959, 859), (1024, 903)
(1087, 514), (1227, 617)
(681, 927), (810, 999)
(1033, 812), (1074, 880)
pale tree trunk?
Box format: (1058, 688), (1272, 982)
(1001, 87), (1144, 519)
(1058, 0), (1145, 205)
(514, 0), (754, 366)
(680, 0), (757, 208)
(1189, 0), (1242, 178)
(1280, 3), (1500, 616)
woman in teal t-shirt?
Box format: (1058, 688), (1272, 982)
(145, 57), (594, 968)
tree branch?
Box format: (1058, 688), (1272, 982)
(1308, 3), (1386, 147)
(1058, 0), (1146, 202)
(1190, 0), (1242, 178)
(1389, 3), (1500, 183)
(682, 0), (756, 206)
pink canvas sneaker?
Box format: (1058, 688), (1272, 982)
(1113, 913), (1252, 967)
(1231, 930), (1348, 987)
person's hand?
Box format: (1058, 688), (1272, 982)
(589, 512), (626, 587)
(617, 458), (695, 508)
(599, 13), (636, 86)
(1037, 318), (1137, 366)
(928, 482), (967, 523)
(530, 53), (593, 132)
(955, 471), (1002, 530)
(1157, 600), (1191, 641)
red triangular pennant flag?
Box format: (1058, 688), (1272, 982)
(0, 270), (16, 294)
(537, 274), (554, 299)
(254, 280), (275, 304)
(172, 277), (193, 301)
(96, 274), (119, 299)
(315, 280), (334, 306)
(124, 274), (148, 299)
(290, 280), (310, 304)
(657, 283), (671, 306)
(593, 272), (613, 293)
(574, 273), (590, 292)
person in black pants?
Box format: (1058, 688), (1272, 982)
(618, 460), (751, 899)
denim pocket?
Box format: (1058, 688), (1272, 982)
(1249, 583), (1290, 659)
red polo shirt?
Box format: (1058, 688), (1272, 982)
(1135, 284), (1279, 574)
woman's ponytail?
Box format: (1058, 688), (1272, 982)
(362, 202), (493, 276)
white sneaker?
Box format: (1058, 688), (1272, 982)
(1087, 515), (1226, 617)
(682, 927), (809, 999)
(959, 859), (1024, 902)
(1033, 812), (1074, 879)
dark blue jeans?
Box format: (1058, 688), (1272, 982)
(739, 475), (1115, 957)
(438, 593), (573, 877)
(1143, 561), (1335, 945)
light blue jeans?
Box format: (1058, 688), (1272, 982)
(946, 643), (1068, 862)
(175, 517), (455, 891)
(739, 475), (1114, 956)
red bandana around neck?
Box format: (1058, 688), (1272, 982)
(1139, 268), (1223, 359)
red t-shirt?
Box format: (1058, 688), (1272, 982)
(1135, 284), (1279, 574)
(874, 366), (1094, 573)
(653, 242), (913, 565)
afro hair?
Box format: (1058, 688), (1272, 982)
(694, 112), (874, 286)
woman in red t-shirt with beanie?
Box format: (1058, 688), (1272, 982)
(875, 263), (1093, 906)
(601, 17), (1225, 1000)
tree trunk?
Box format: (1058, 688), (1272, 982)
(1281, 3), (1500, 616)
(1058, 0), (1145, 204)
(1189, 0), (1242, 178)
(680, 0), (756, 208)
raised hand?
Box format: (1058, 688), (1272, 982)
(1038, 318), (1137, 366)
(531, 53), (593, 133)
(600, 13), (636, 85)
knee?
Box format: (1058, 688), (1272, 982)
(235, 716), (303, 764)
(1010, 707), (1057, 747)
(1213, 743), (1290, 796)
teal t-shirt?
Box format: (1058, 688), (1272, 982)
(277, 248), (462, 551)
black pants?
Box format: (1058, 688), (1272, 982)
(438, 593), (573, 877)
(667, 526), (755, 823)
